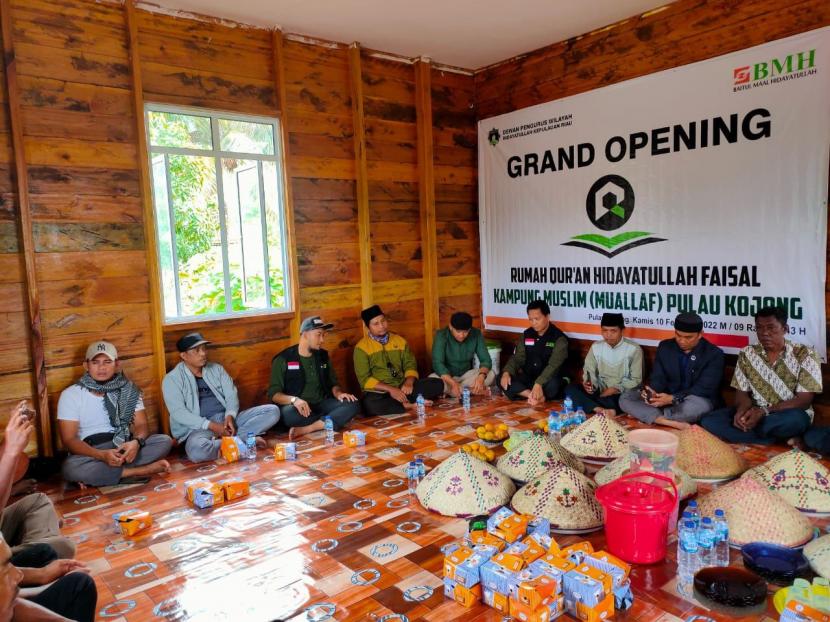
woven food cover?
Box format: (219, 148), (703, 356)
(697, 475), (814, 547)
(561, 414), (629, 459)
(416, 451), (516, 518)
(511, 462), (603, 532)
(496, 433), (586, 482)
(804, 534), (830, 579)
(675, 425), (747, 480)
(743, 449), (830, 514)
(594, 456), (698, 500)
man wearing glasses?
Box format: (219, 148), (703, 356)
(354, 305), (443, 416)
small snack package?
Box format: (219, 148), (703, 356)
(116, 511), (152, 537)
(562, 541), (595, 565)
(443, 577), (481, 608)
(516, 575), (558, 611)
(220, 436), (243, 462)
(444, 546), (475, 583)
(528, 554), (575, 588)
(184, 478), (211, 503)
(192, 482), (225, 509)
(221, 478), (250, 502)
(483, 586), (511, 613)
(468, 530), (507, 552)
(455, 545), (500, 588)
(510, 593), (566, 622)
(343, 430), (366, 447)
(583, 550), (630, 587)
(274, 442), (297, 461)
(573, 592), (614, 622)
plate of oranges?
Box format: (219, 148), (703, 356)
(462, 443), (496, 462)
(475, 422), (509, 443)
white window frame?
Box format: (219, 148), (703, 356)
(144, 103), (293, 324)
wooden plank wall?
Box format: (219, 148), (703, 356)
(0, 0), (480, 453)
(0, 12), (37, 454)
(474, 0), (830, 417)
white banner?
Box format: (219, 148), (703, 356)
(479, 27), (830, 359)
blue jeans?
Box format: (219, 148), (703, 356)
(184, 404), (280, 463)
(804, 426), (830, 455)
(700, 407), (810, 445)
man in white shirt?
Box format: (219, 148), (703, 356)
(58, 341), (173, 487)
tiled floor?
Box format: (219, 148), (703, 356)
(42, 395), (828, 621)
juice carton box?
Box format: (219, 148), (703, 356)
(496, 514), (531, 543)
(487, 507), (516, 535)
(510, 593), (566, 622)
(562, 541), (594, 564)
(116, 511), (152, 536)
(516, 575), (558, 610)
(528, 516), (551, 537)
(444, 546), (474, 583)
(220, 478), (250, 501)
(455, 545), (500, 588)
(480, 558), (519, 595)
(343, 430), (366, 447)
(528, 554), (575, 589)
(443, 577), (481, 608)
(274, 442), (297, 461)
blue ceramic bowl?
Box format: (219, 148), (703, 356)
(741, 542), (809, 584)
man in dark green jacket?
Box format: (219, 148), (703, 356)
(500, 299), (569, 405)
(431, 312), (494, 397)
(269, 316), (359, 439)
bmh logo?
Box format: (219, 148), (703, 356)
(487, 128), (500, 146)
(733, 66), (751, 85)
(562, 174), (665, 258)
(733, 49), (816, 87)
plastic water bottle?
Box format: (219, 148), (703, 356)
(677, 520), (699, 585)
(677, 510), (693, 534)
(462, 387), (471, 412)
(686, 500), (700, 528)
(697, 517), (716, 569)
(416, 394), (426, 423)
(547, 410), (561, 442)
(575, 408), (586, 426)
(324, 417), (334, 447)
(563, 395), (574, 413)
(713, 509), (729, 567)
(246, 432), (256, 461)
(415, 458), (426, 481)
(407, 461), (418, 494)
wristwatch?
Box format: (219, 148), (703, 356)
(290, 396), (297, 405)
(136, 437), (146, 448)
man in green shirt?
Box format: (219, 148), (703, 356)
(354, 305), (443, 416)
(269, 316), (359, 439)
(500, 300), (569, 406)
(430, 312), (494, 397)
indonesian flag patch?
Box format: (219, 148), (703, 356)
(287, 362), (300, 370)
(524, 338), (535, 346)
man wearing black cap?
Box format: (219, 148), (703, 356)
(354, 305), (443, 416)
(500, 300), (569, 405)
(163, 332), (280, 462)
(268, 316), (360, 439)
(430, 312), (494, 398)
(619, 312), (724, 429)
(564, 313), (643, 416)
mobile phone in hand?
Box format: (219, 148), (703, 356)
(644, 387), (655, 403)
(21, 408), (36, 421)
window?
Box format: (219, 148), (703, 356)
(145, 105), (291, 322)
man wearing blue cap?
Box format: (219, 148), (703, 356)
(268, 316), (360, 439)
(163, 332), (280, 462)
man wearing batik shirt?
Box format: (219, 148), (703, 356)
(701, 306), (822, 445)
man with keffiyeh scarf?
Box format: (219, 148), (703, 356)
(58, 341), (173, 487)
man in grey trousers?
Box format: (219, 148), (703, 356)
(58, 341), (173, 487)
(163, 332), (280, 462)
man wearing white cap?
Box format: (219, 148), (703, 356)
(268, 316), (359, 439)
(58, 341), (173, 487)
(163, 332), (280, 462)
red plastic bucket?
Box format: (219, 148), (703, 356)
(595, 472), (678, 564)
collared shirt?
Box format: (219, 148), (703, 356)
(583, 337), (643, 392)
(731, 340), (823, 419)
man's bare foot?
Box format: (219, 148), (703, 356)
(11, 478), (36, 497)
(788, 436), (806, 450)
(289, 420), (324, 440)
(599, 408), (617, 417)
(255, 436), (267, 449)
(122, 460), (171, 478)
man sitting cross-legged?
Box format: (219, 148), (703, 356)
(59, 341), (172, 487)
